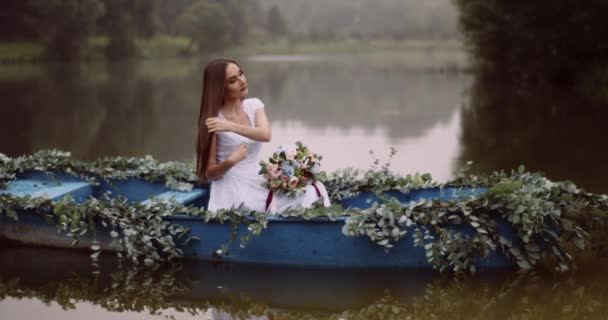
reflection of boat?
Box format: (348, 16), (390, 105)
(0, 171), (514, 269)
(3, 244), (606, 319)
(0, 245), (510, 311)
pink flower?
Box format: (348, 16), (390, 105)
(280, 175), (289, 182)
(267, 163), (281, 178)
(285, 149), (297, 161)
(288, 176), (299, 189)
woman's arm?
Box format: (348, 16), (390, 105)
(205, 135), (248, 180)
(206, 108), (271, 142)
(230, 108), (271, 142)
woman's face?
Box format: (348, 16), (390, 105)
(224, 62), (248, 100)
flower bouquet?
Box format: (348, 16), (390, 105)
(259, 141), (325, 198)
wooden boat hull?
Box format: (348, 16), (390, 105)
(0, 171), (515, 269)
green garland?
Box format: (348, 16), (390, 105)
(1, 150), (608, 274)
(342, 167), (608, 273)
(0, 150), (197, 191)
(0, 191), (270, 266)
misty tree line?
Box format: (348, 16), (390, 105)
(0, 0), (287, 60)
(1, 0), (462, 61)
(259, 0), (460, 41)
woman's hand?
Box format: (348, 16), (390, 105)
(227, 144), (248, 164)
(206, 117), (234, 133)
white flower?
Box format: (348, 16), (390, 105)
(278, 143), (298, 153)
(285, 149), (297, 161)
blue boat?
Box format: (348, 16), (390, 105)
(0, 171), (515, 269)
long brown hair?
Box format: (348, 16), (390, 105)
(196, 58), (241, 184)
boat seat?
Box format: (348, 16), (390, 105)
(1, 172), (93, 203)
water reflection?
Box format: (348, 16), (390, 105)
(458, 72), (608, 194)
(1, 244), (608, 319)
(0, 52), (468, 181)
(248, 56), (467, 139)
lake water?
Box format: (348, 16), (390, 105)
(1, 244), (608, 319)
(1, 49), (608, 319)
(2, 49), (606, 193)
(0, 50), (469, 183)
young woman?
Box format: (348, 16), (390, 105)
(196, 58), (329, 213)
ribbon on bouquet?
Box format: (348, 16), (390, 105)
(265, 182), (330, 213)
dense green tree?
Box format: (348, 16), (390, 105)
(454, 0), (608, 86)
(162, 0), (261, 45)
(257, 0), (460, 41)
(103, 9), (137, 60)
(243, 0), (266, 30)
(175, 0), (232, 52)
(28, 0), (105, 61)
(222, 0), (251, 45)
(266, 5), (287, 40)
(131, 0), (160, 38)
(0, 0), (38, 41)
(157, 0), (197, 34)
(43, 1), (106, 58)
(99, 0), (160, 59)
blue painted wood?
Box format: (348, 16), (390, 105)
(92, 175), (209, 207)
(171, 215), (512, 268)
(0, 171), (515, 269)
(167, 186), (512, 268)
(0, 203), (116, 250)
(4, 171), (93, 203)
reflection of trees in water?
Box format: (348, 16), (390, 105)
(0, 61), (202, 162)
(94, 62), (160, 157)
(455, 1), (608, 194)
(248, 60), (468, 140)
(257, 63), (289, 101)
(0, 81), (36, 156)
(2, 245), (608, 320)
(459, 73), (608, 194)
(1, 56), (466, 162)
(0, 64), (108, 157)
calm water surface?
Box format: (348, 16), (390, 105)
(1, 245), (608, 320)
(2, 50), (606, 192)
(2, 50), (608, 319)
(0, 50), (469, 183)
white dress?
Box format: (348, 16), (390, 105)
(207, 98), (330, 214)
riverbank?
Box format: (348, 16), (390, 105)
(0, 36), (464, 64)
(227, 38), (464, 55)
(0, 35), (192, 64)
